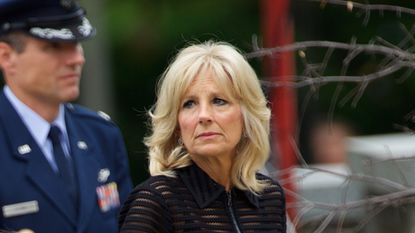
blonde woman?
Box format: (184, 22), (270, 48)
(119, 41), (286, 232)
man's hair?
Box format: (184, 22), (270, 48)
(145, 41), (272, 194)
(0, 32), (27, 53)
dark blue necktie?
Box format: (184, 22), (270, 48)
(48, 125), (78, 207)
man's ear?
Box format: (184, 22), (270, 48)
(0, 42), (15, 76)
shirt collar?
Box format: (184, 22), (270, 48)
(3, 86), (68, 146)
(177, 163), (260, 209)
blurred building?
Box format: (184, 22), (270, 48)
(294, 132), (415, 233)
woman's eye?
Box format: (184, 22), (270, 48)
(182, 100), (195, 109)
(213, 98), (227, 106)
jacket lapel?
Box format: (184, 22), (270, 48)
(65, 108), (99, 233)
(0, 92), (77, 226)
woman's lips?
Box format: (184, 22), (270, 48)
(197, 132), (220, 139)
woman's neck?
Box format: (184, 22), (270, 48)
(192, 156), (233, 191)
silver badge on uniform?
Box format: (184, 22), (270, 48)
(17, 144), (31, 155)
(77, 141), (88, 150)
(98, 168), (110, 183)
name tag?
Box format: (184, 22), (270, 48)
(2, 201), (39, 218)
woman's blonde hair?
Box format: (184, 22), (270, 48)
(145, 41), (271, 193)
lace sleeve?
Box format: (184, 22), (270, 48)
(119, 186), (172, 233)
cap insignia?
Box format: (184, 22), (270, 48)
(60, 0), (74, 9)
(30, 27), (75, 40)
(78, 18), (93, 37)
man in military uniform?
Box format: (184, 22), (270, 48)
(0, 0), (132, 232)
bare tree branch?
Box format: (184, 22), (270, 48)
(312, 0), (415, 18)
(261, 1), (415, 232)
(246, 41), (415, 60)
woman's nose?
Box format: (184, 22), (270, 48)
(198, 104), (213, 124)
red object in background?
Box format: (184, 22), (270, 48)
(261, 0), (297, 222)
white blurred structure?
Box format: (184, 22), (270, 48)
(294, 133), (415, 233)
(294, 164), (363, 233)
(348, 133), (415, 233)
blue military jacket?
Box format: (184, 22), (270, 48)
(0, 92), (132, 233)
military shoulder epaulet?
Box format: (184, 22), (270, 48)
(66, 103), (114, 123)
(97, 110), (111, 121)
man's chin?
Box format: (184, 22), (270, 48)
(62, 90), (80, 102)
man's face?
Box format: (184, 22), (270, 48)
(1, 35), (85, 106)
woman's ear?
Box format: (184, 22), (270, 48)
(175, 128), (180, 138)
(175, 127), (182, 143)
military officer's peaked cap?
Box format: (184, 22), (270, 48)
(0, 0), (95, 42)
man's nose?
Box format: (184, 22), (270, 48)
(67, 43), (85, 66)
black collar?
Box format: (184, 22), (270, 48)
(177, 163), (260, 209)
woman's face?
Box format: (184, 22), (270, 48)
(178, 71), (243, 161)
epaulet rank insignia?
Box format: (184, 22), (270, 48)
(67, 103), (75, 110)
(97, 111), (111, 121)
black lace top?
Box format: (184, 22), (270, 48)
(119, 163), (286, 232)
